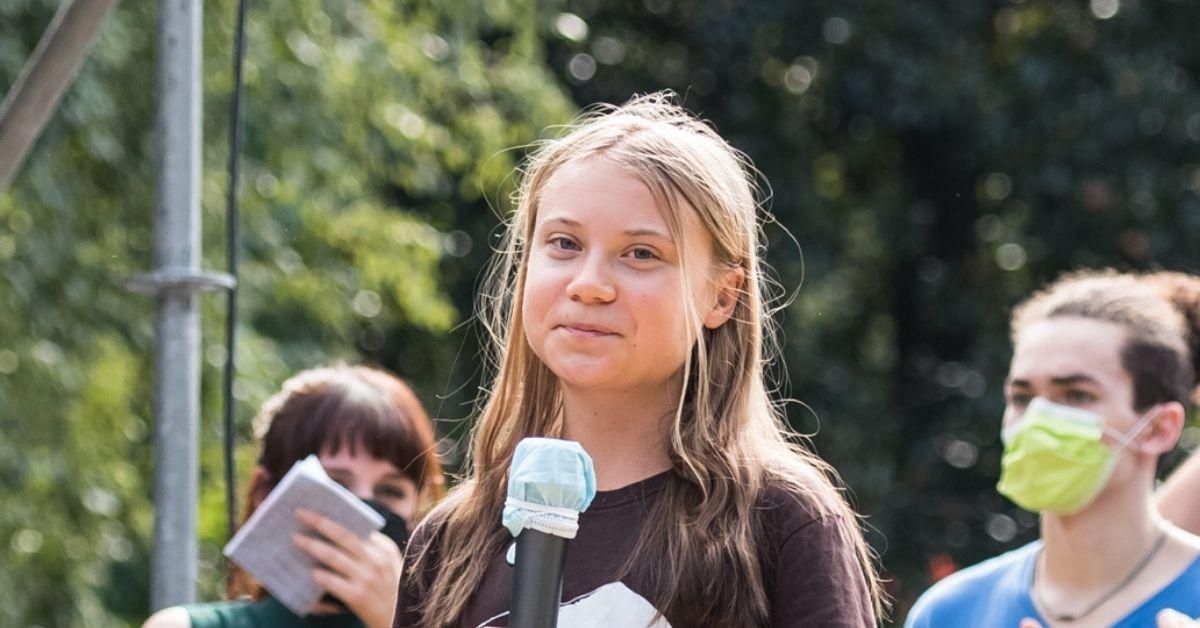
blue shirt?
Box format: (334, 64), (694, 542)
(906, 541), (1200, 627)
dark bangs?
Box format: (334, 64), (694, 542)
(257, 366), (439, 491)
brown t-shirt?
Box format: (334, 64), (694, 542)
(394, 472), (875, 628)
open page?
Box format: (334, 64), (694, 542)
(223, 454), (384, 615)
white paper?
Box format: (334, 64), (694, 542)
(223, 455), (384, 615)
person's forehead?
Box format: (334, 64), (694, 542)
(320, 444), (404, 477)
(540, 159), (654, 203)
(540, 159), (715, 251)
(1009, 317), (1130, 386)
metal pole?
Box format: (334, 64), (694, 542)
(0, 0), (121, 193)
(150, 0), (203, 609)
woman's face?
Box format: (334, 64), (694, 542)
(319, 445), (418, 524)
(521, 158), (724, 396)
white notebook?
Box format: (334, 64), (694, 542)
(223, 454), (384, 615)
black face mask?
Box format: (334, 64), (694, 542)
(317, 498), (410, 614)
(361, 498), (411, 550)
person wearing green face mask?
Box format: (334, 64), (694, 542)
(907, 270), (1200, 628)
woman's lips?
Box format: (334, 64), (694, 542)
(558, 324), (617, 337)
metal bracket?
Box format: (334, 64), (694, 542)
(123, 267), (237, 295)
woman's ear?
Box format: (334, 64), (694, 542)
(703, 266), (745, 330)
(1139, 402), (1185, 456)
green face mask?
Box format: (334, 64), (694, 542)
(996, 397), (1156, 515)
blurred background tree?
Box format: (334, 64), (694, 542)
(0, 0), (572, 625)
(2, 0), (1200, 625)
(542, 0), (1200, 617)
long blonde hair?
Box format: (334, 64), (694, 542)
(407, 92), (886, 625)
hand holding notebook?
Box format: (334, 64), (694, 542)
(223, 455), (384, 615)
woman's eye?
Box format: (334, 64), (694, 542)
(377, 485), (408, 500)
(549, 236), (580, 251)
(628, 247), (659, 261)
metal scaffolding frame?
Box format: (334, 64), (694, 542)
(0, 0), (234, 608)
(0, 0), (120, 192)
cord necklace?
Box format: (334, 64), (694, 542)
(1031, 532), (1167, 623)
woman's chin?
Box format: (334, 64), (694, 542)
(556, 373), (620, 391)
(550, 362), (623, 391)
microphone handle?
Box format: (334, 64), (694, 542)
(509, 529), (567, 628)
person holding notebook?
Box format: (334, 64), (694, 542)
(144, 364), (444, 628)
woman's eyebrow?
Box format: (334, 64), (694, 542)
(623, 227), (672, 240)
(538, 216), (580, 228)
(537, 216), (673, 241)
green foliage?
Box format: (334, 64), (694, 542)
(7, 0), (1200, 625)
(548, 0), (1200, 620)
(0, 0), (573, 624)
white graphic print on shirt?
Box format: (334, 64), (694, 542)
(477, 581), (672, 628)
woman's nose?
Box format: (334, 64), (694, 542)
(349, 483), (373, 501)
(567, 255), (616, 303)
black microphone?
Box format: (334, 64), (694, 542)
(503, 438), (596, 628)
(510, 528), (568, 628)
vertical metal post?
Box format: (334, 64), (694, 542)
(151, 0), (203, 609)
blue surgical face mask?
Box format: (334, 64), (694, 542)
(502, 437), (596, 539)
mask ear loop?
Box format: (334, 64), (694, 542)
(1107, 406), (1161, 451)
